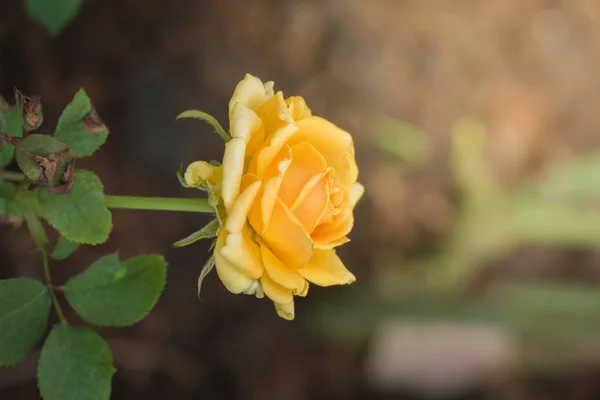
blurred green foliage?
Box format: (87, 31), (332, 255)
(24, 0), (83, 36)
(312, 115), (600, 347)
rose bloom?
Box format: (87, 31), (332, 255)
(185, 74), (364, 319)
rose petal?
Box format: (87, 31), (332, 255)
(261, 272), (293, 305)
(291, 173), (329, 234)
(248, 123), (297, 178)
(228, 74), (266, 117)
(184, 161), (222, 187)
(257, 91), (294, 135)
(260, 243), (308, 296)
(312, 182), (364, 246)
(314, 236), (350, 249)
(278, 142), (327, 207)
(219, 225), (263, 279)
(230, 102), (265, 156)
(264, 81), (275, 98)
(261, 198), (314, 269)
(349, 182), (365, 208)
(214, 231), (255, 294)
(274, 300), (295, 320)
(297, 249), (356, 286)
(290, 117), (358, 188)
(225, 178), (262, 233)
(285, 96), (312, 120)
(221, 138), (246, 210)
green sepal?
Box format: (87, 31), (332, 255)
(172, 218), (220, 248)
(177, 109), (230, 142)
(197, 256), (215, 298)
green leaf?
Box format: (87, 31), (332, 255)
(0, 278), (51, 365)
(24, 0), (84, 36)
(38, 169), (112, 244)
(54, 89), (109, 157)
(63, 253), (167, 326)
(51, 235), (79, 260)
(177, 109), (230, 142)
(23, 207), (48, 251)
(0, 181), (23, 224)
(197, 256), (215, 298)
(0, 107), (24, 167)
(172, 218), (220, 248)
(38, 324), (115, 400)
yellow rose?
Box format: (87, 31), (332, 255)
(185, 74), (364, 320)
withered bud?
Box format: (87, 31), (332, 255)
(14, 88), (43, 132)
(34, 149), (68, 184)
(45, 160), (75, 194)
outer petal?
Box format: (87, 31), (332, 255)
(260, 198), (314, 269)
(289, 117), (358, 188)
(220, 225), (263, 279)
(257, 91), (294, 136)
(228, 74), (267, 117)
(261, 272), (293, 305)
(225, 178), (262, 233)
(285, 96), (312, 121)
(221, 138), (246, 210)
(214, 231), (255, 294)
(314, 236), (351, 249)
(264, 81), (275, 98)
(274, 300), (294, 320)
(348, 182), (365, 208)
(260, 243), (308, 296)
(297, 249), (356, 286)
(230, 102), (265, 157)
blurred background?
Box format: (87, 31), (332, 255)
(3, 0), (600, 399)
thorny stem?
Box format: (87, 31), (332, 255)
(42, 251), (67, 324)
(0, 133), (19, 145)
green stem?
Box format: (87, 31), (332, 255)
(105, 195), (213, 213)
(42, 252), (67, 324)
(3, 170), (214, 213)
(0, 170), (26, 182)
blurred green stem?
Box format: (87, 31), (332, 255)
(0, 170), (25, 182)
